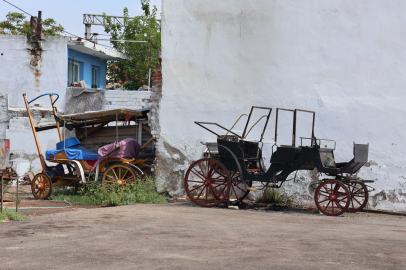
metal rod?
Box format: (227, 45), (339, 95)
(311, 112), (316, 146)
(260, 108), (272, 143)
(63, 121), (66, 150)
(293, 109), (297, 146)
(85, 120), (87, 148)
(50, 94), (62, 141)
(16, 175), (18, 212)
(275, 108), (279, 145)
(23, 94), (46, 171)
(148, 68), (151, 91)
(1, 174), (3, 213)
(116, 112), (118, 144)
(94, 39), (148, 42)
(242, 107), (254, 139)
(149, 39), (152, 69)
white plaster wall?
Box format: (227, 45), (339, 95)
(105, 90), (151, 110)
(159, 0), (406, 210)
(0, 35), (69, 110)
(6, 117), (60, 175)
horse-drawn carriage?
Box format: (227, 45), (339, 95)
(23, 93), (151, 199)
(185, 106), (373, 216)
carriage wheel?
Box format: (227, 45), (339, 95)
(227, 171), (251, 202)
(346, 181), (369, 212)
(102, 164), (139, 188)
(314, 180), (350, 216)
(185, 158), (231, 207)
(31, 173), (52, 199)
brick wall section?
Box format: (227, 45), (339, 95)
(105, 90), (151, 110)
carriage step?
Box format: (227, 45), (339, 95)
(246, 187), (260, 191)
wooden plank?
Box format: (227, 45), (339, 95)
(77, 122), (108, 140)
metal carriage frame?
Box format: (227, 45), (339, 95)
(185, 106), (373, 216)
(23, 93), (150, 200)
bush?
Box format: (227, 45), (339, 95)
(50, 176), (168, 206)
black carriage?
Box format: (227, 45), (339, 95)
(185, 106), (373, 216)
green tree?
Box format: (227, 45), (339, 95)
(103, 0), (161, 90)
(0, 12), (64, 36)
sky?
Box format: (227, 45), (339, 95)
(0, 0), (162, 47)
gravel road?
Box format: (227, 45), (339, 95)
(1, 202), (405, 269)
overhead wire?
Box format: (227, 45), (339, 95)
(2, 0), (83, 39)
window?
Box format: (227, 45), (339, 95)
(92, 66), (98, 88)
(68, 60), (80, 86)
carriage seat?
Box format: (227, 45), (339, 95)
(46, 137), (98, 161)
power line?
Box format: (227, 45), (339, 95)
(2, 0), (83, 39)
(2, 0), (33, 17)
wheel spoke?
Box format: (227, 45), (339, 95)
(197, 161), (206, 179)
(191, 169), (206, 181)
(189, 183), (205, 193)
(112, 168), (119, 180)
(122, 169), (129, 180)
(334, 200), (343, 211)
(207, 164), (219, 179)
(195, 185), (206, 201)
(323, 201), (331, 211)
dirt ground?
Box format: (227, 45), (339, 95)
(1, 197), (406, 270)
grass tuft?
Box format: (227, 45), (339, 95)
(259, 188), (294, 204)
(50, 176), (168, 206)
(0, 209), (29, 222)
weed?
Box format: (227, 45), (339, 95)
(259, 188), (294, 204)
(50, 176), (168, 206)
(0, 209), (29, 222)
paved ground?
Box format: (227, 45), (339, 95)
(1, 202), (406, 270)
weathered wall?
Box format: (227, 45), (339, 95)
(0, 94), (8, 139)
(105, 90), (151, 110)
(0, 35), (69, 110)
(159, 0), (406, 210)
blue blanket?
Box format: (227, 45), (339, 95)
(46, 145), (98, 161)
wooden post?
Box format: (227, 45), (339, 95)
(23, 94), (46, 171)
(50, 94), (63, 141)
(1, 174), (3, 213)
(16, 176), (19, 212)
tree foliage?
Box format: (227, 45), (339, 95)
(0, 12), (64, 36)
(103, 0), (161, 90)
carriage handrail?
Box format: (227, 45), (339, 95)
(217, 114), (249, 139)
(27, 93), (60, 105)
(195, 113), (249, 139)
(194, 121), (243, 138)
(243, 115), (268, 139)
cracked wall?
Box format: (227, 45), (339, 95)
(159, 0), (406, 210)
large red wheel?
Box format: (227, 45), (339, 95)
(185, 158), (230, 207)
(227, 171), (251, 202)
(314, 180), (350, 216)
(346, 181), (369, 212)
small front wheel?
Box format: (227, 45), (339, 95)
(32, 173), (52, 199)
(185, 158), (231, 207)
(314, 180), (350, 216)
